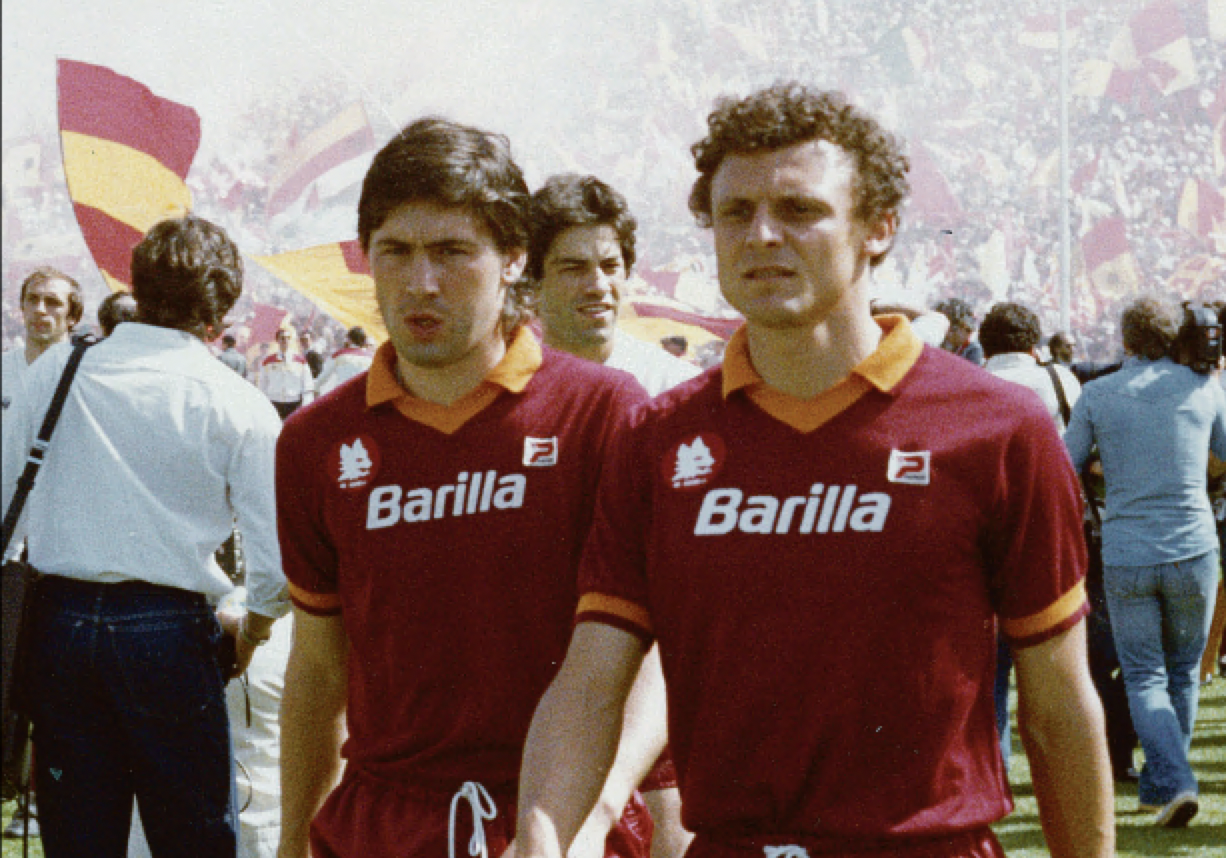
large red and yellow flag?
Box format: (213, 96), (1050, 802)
(58, 60), (200, 292)
(1082, 217), (1141, 300)
(254, 241), (386, 342)
(1177, 178), (1226, 241)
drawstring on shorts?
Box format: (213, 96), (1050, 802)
(449, 781), (498, 858)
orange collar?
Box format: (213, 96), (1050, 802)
(721, 314), (922, 433)
(365, 326), (543, 434)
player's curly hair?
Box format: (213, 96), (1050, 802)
(528, 174), (637, 281)
(688, 83), (909, 265)
(359, 117), (535, 338)
(1120, 297), (1178, 360)
(131, 215), (242, 341)
(979, 302), (1042, 359)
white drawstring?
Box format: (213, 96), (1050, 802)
(449, 781), (498, 858)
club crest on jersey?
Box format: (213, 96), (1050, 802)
(523, 436), (559, 467)
(887, 450), (930, 486)
(333, 435), (380, 491)
(664, 432), (727, 490)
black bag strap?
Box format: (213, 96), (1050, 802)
(1045, 362), (1103, 529)
(1, 336), (96, 556)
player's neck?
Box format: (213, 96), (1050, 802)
(746, 304), (881, 400)
(395, 337), (507, 407)
(25, 336), (61, 364)
(544, 328), (614, 365)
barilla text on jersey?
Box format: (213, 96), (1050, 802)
(366, 471), (527, 529)
(695, 484), (892, 535)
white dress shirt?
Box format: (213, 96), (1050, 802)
(257, 353), (314, 405)
(315, 347), (375, 397)
(605, 329), (702, 397)
(984, 351), (1082, 432)
(1, 323), (289, 618)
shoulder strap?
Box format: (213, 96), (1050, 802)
(1043, 363), (1072, 426)
(1, 337), (96, 556)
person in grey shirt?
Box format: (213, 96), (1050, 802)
(1065, 296), (1226, 827)
(218, 333), (249, 377)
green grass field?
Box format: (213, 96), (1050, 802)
(4, 676), (1225, 857)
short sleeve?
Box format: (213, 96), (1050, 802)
(988, 409), (1090, 649)
(576, 408), (655, 645)
(275, 416), (342, 616)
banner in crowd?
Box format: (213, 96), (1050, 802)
(1167, 253), (1226, 299)
(254, 241), (387, 342)
(623, 298), (742, 348)
(1177, 178), (1226, 242)
(58, 59), (200, 291)
(1081, 217), (1140, 299)
(267, 103), (376, 237)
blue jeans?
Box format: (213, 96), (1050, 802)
(29, 576), (238, 857)
(1105, 550), (1219, 806)
(993, 635), (1012, 771)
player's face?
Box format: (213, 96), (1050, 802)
(710, 140), (893, 331)
(276, 331), (292, 353)
(538, 224), (626, 361)
(369, 201), (525, 371)
(22, 278), (76, 346)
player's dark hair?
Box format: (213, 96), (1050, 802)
(222, 334), (237, 347)
(131, 215), (243, 341)
(97, 290), (138, 338)
(1120, 297), (1178, 361)
(358, 117), (534, 337)
(688, 83), (910, 267)
(21, 266), (85, 327)
(528, 174), (637, 281)
(979, 302), (1042, 359)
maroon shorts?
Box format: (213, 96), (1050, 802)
(639, 749), (678, 793)
(685, 829), (1005, 858)
(310, 771), (654, 858)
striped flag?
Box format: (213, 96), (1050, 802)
(248, 303), (290, 345)
(1082, 218), (1141, 299)
(1108, 0), (1198, 98)
(254, 241), (386, 342)
(908, 143), (962, 224)
(58, 60), (200, 291)
(1168, 254), (1226, 299)
(1177, 179), (1226, 240)
(624, 299), (741, 342)
(1018, 9), (1087, 51)
(267, 103), (375, 236)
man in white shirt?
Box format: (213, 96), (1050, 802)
(1, 215), (289, 857)
(528, 173), (695, 858)
(529, 174), (701, 398)
(258, 328), (315, 419)
(314, 326), (375, 397)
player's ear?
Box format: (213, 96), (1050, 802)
(862, 211), (897, 260)
(502, 248), (527, 284)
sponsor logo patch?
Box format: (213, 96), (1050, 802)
(664, 432), (727, 490)
(523, 436), (559, 467)
(333, 435), (380, 490)
(887, 450), (930, 485)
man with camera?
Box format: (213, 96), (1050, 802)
(1065, 297), (1226, 827)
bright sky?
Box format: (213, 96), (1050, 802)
(2, 0), (658, 162)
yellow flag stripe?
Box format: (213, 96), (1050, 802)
(61, 131), (191, 234)
(254, 246), (386, 343)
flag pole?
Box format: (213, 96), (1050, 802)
(1058, 0), (1072, 334)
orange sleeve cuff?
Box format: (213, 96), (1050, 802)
(1002, 579), (1087, 647)
(576, 593), (653, 640)
(289, 582), (342, 616)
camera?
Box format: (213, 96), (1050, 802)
(1174, 302), (1223, 374)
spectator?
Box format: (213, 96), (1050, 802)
(1047, 331), (1077, 366)
(0, 214), (289, 855)
(97, 290), (138, 338)
(933, 296), (983, 365)
(258, 328), (314, 419)
(218, 333), (249, 377)
(1065, 296), (1226, 827)
(659, 336), (688, 359)
(299, 331), (324, 378)
(314, 326), (374, 397)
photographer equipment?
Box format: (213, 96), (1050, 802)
(1176, 302), (1223, 374)
(2, 336), (95, 802)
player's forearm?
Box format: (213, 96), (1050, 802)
(1018, 689), (1114, 858)
(518, 672), (627, 858)
(278, 654), (347, 858)
(582, 645), (670, 834)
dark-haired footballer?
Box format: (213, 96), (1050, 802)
(275, 117), (661, 858)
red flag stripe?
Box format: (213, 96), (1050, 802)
(71, 202), (144, 285)
(267, 126), (376, 216)
(340, 239), (372, 275)
(1082, 218), (1130, 271)
(57, 59), (200, 180)
(630, 302), (742, 340)
(1130, 0), (1186, 56)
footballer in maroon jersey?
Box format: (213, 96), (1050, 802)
(276, 117), (662, 858)
(511, 85), (1114, 858)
